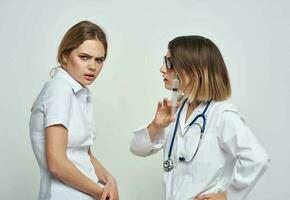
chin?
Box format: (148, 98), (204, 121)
(83, 82), (92, 86)
(83, 79), (95, 86)
(164, 83), (172, 90)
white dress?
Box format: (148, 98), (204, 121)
(30, 67), (98, 200)
(130, 100), (270, 200)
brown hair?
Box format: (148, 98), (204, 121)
(168, 35), (231, 102)
(57, 20), (107, 66)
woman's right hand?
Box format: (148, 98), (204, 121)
(98, 179), (119, 200)
(148, 98), (180, 142)
(96, 187), (109, 200)
(152, 98), (178, 128)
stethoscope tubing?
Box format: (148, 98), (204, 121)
(167, 99), (212, 161)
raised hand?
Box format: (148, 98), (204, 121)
(148, 98), (180, 141)
(152, 98), (178, 128)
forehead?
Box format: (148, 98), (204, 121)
(166, 50), (171, 57)
(74, 39), (105, 57)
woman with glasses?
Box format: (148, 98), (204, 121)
(130, 35), (269, 200)
(30, 21), (118, 200)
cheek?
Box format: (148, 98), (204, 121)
(70, 57), (83, 67)
(68, 58), (86, 74)
(96, 64), (104, 73)
(177, 73), (189, 91)
(168, 71), (176, 80)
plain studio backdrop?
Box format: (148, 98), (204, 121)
(0, 0), (289, 199)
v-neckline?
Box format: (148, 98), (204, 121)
(184, 102), (200, 124)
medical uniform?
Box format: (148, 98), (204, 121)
(30, 67), (98, 200)
(130, 100), (269, 200)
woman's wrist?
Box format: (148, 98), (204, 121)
(149, 120), (163, 131)
(106, 173), (117, 184)
(148, 120), (163, 142)
(100, 172), (115, 185)
(93, 185), (103, 199)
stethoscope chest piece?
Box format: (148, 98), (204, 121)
(163, 159), (174, 172)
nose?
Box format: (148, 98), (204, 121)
(88, 61), (97, 71)
(160, 63), (167, 74)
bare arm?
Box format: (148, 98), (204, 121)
(89, 149), (119, 200)
(88, 148), (113, 184)
(46, 125), (103, 199)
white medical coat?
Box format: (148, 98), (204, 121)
(130, 100), (269, 200)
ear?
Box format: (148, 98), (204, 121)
(62, 54), (68, 65)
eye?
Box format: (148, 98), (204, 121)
(79, 55), (89, 60)
(95, 58), (104, 63)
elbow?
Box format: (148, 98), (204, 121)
(254, 150), (270, 171)
(129, 141), (150, 157)
(130, 144), (145, 157)
(47, 157), (66, 178)
(47, 161), (61, 178)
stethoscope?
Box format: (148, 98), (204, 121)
(163, 99), (212, 172)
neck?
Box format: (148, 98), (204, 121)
(188, 100), (199, 110)
(185, 100), (199, 123)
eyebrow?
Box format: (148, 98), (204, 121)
(79, 52), (105, 60)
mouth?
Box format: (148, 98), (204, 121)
(84, 74), (95, 81)
(163, 77), (169, 82)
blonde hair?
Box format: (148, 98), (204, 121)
(57, 20), (107, 66)
(168, 35), (231, 103)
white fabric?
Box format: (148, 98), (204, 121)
(30, 67), (98, 200)
(130, 100), (270, 200)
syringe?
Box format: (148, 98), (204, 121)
(171, 74), (179, 117)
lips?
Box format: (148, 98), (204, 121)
(84, 74), (95, 81)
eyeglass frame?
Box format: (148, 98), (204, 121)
(163, 56), (173, 70)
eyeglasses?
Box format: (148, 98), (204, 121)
(164, 56), (173, 70)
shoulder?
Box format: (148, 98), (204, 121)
(47, 77), (73, 91)
(44, 77), (74, 96)
(210, 100), (238, 114)
(210, 100), (245, 128)
(42, 77), (75, 106)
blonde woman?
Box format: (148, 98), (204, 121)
(30, 21), (118, 200)
(130, 35), (269, 200)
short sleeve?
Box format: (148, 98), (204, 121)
(43, 80), (73, 129)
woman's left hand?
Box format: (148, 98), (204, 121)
(194, 191), (227, 200)
(104, 175), (119, 200)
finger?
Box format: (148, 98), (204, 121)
(162, 98), (168, 107)
(106, 192), (112, 200)
(168, 100), (172, 107)
(196, 193), (214, 200)
(197, 195), (210, 199)
(169, 115), (176, 122)
(156, 101), (162, 111)
(195, 197), (209, 200)
(115, 189), (119, 200)
(100, 190), (109, 200)
(165, 98), (171, 107)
